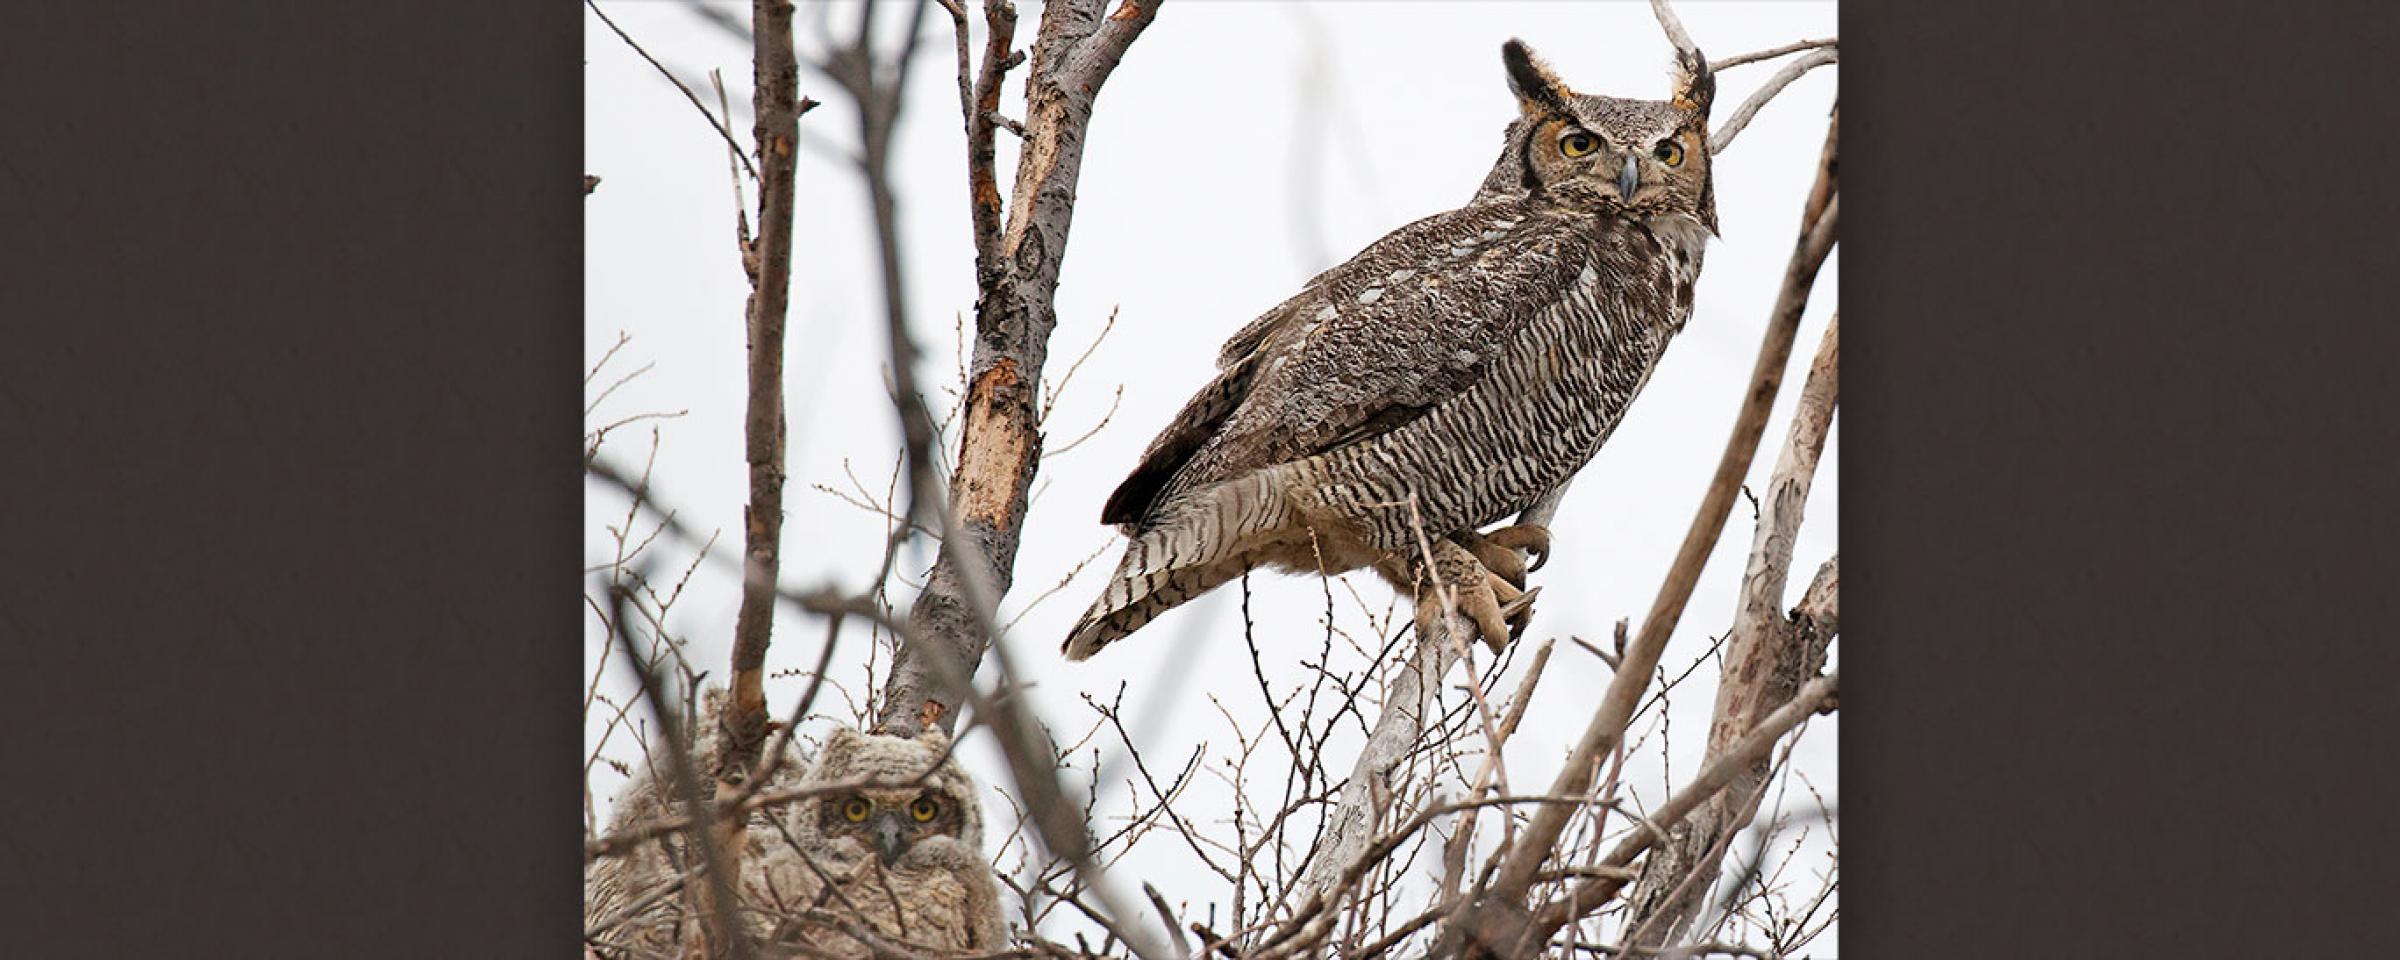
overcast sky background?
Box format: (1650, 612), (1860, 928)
(586, 0), (1836, 948)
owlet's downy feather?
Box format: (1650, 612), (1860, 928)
(1066, 37), (1717, 660)
(584, 701), (1006, 959)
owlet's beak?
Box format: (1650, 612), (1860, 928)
(869, 811), (911, 865)
(1617, 155), (1640, 202)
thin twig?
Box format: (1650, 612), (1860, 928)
(584, 0), (760, 181)
(1522, 674), (1838, 942)
(1710, 48), (1836, 156)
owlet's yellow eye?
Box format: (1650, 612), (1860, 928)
(842, 798), (871, 822)
(1653, 138), (1684, 167)
(909, 797), (939, 822)
(1559, 131), (1600, 158)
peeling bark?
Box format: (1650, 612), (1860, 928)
(878, 0), (1160, 737)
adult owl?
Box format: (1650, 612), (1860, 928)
(1064, 38), (1715, 660)
(584, 713), (1005, 958)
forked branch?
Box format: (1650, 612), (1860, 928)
(877, 0), (1158, 739)
(1617, 310), (1839, 948)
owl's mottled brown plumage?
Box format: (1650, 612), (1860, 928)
(585, 689), (814, 959)
(583, 708), (1005, 959)
(1066, 39), (1716, 660)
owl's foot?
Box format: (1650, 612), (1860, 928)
(1452, 530), (1525, 589)
(1387, 540), (1525, 654)
(1492, 577), (1541, 643)
(1451, 524), (1553, 589)
(1451, 573), (1541, 654)
(1486, 523), (1553, 573)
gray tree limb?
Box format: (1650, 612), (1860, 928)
(1298, 601), (1478, 902)
(1618, 309), (1839, 951)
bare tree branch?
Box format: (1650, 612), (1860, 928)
(1520, 673), (1838, 946)
(1709, 49), (1836, 156)
(1645, 0), (1701, 66)
(1618, 311), (1838, 949)
(677, 3), (811, 954)
(600, 577), (757, 960)
(585, 0), (761, 181)
(1299, 597), (1478, 901)
(877, 0), (1157, 734)
(717, 0), (807, 779)
(1708, 38), (1835, 73)
(1266, 794), (1622, 960)
(935, 0), (1019, 281)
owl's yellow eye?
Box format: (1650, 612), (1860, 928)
(909, 796), (940, 822)
(1559, 131), (1600, 158)
(842, 798), (871, 822)
(1653, 138), (1684, 167)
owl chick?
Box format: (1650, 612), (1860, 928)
(748, 725), (1007, 957)
(1066, 38), (1716, 660)
(584, 706), (1005, 958)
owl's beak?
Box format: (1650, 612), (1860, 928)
(869, 812), (911, 865)
(1617, 155), (1640, 202)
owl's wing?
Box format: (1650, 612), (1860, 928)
(1098, 239), (1381, 526)
(1099, 289), (1310, 526)
(1114, 200), (1595, 514)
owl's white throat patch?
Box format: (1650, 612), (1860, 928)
(1646, 212), (1711, 282)
(1645, 212), (1712, 256)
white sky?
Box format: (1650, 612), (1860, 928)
(586, 1), (1836, 950)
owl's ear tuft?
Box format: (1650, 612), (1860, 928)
(1669, 45), (1713, 118)
(1501, 39), (1570, 118)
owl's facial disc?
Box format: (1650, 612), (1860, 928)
(867, 809), (914, 865)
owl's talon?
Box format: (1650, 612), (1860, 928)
(1488, 573), (1539, 643)
(1452, 530), (1529, 589)
(1464, 589), (1514, 654)
(1498, 584), (1541, 639)
(1484, 523), (1553, 573)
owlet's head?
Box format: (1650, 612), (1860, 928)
(1474, 38), (1717, 233)
(800, 725), (987, 869)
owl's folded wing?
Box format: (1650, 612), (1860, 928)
(1105, 201), (1593, 520)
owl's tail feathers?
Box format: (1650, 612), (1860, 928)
(1061, 550), (1253, 661)
(1062, 475), (1289, 661)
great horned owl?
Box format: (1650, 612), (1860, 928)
(584, 711), (1005, 958)
(1065, 38), (1716, 660)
